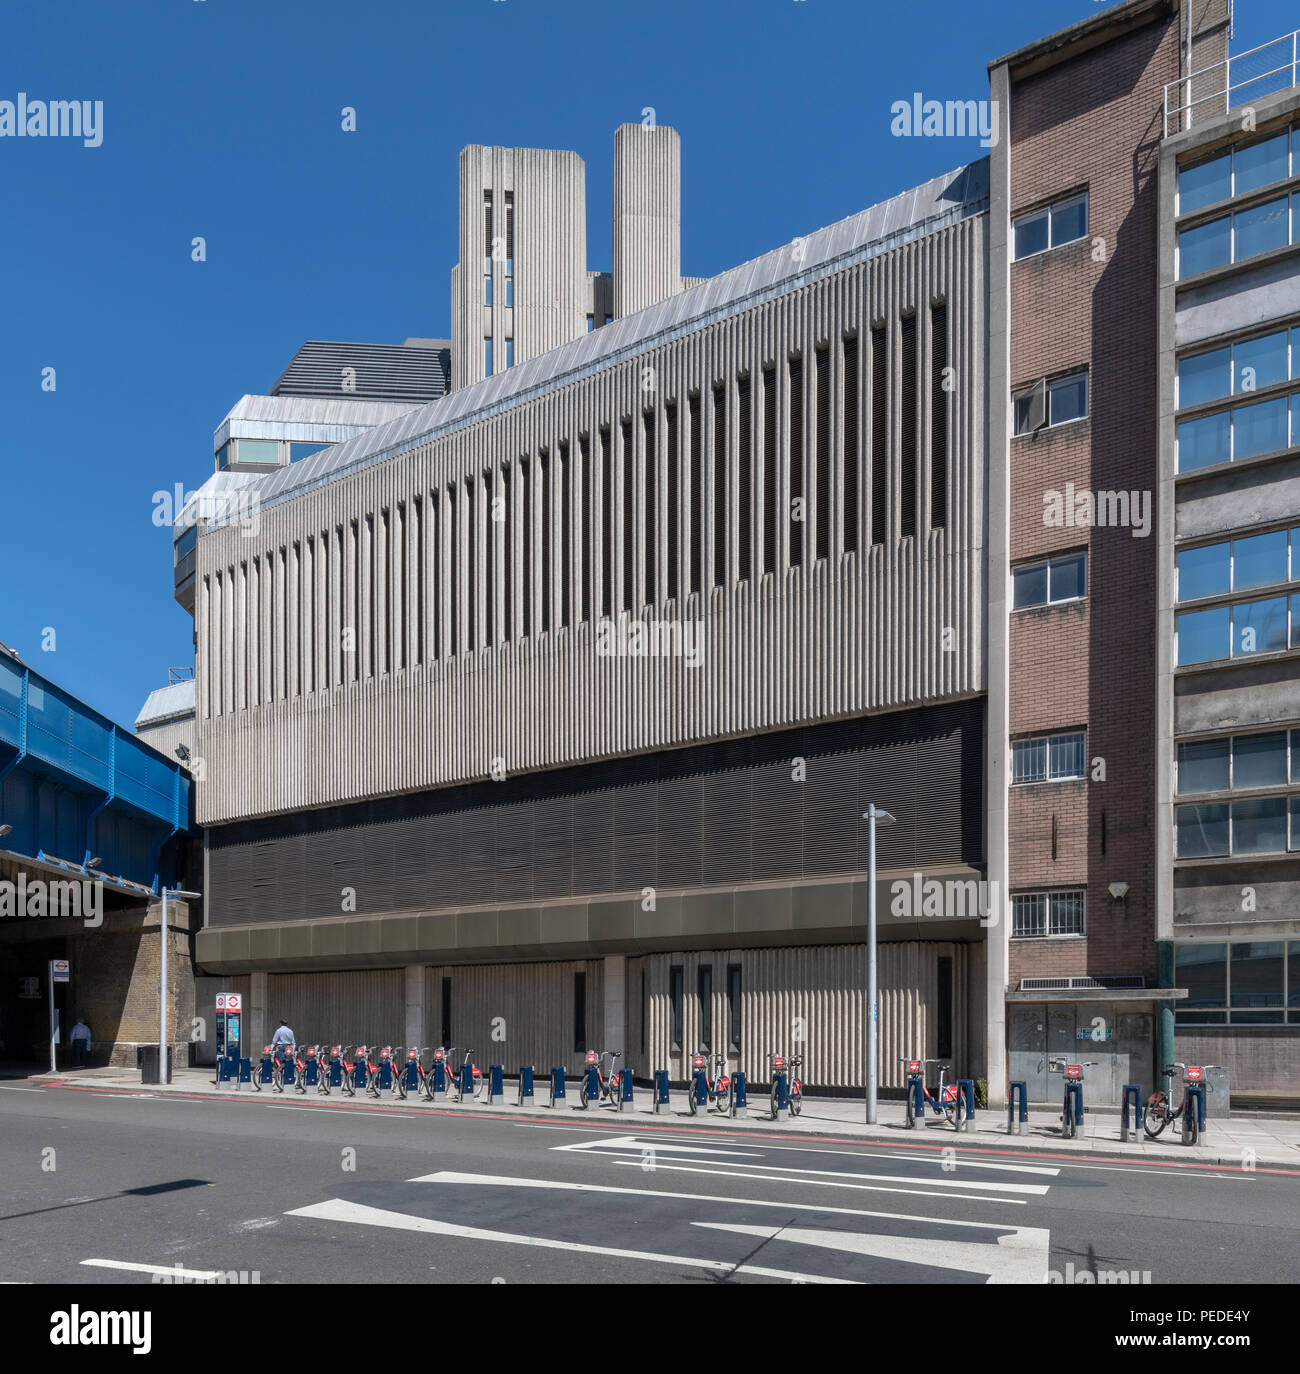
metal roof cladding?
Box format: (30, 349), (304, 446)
(210, 159), (989, 530)
(134, 679), (197, 728)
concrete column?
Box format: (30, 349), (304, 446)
(249, 970), (268, 1051)
(613, 123), (682, 319)
(404, 964), (424, 1050)
(603, 955), (627, 1057)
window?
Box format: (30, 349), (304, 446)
(727, 963), (741, 1054)
(175, 526), (197, 562)
(1174, 788), (1294, 856)
(1179, 390), (1298, 472)
(1175, 940), (1300, 1026)
(1012, 551), (1086, 609)
(669, 965), (683, 1053)
(936, 956), (953, 1060)
(1176, 528), (1293, 601)
(1013, 371), (1087, 434)
(236, 438), (279, 465)
(1177, 193), (1298, 278)
(504, 339), (514, 370)
(1011, 889), (1085, 938)
(698, 964), (712, 1051)
(288, 442), (329, 463)
(1177, 738), (1230, 794)
(484, 338), (493, 377)
(573, 971), (587, 1053)
(930, 304), (948, 530)
(1012, 730), (1086, 783)
(586, 314), (594, 333)
(215, 443), (229, 470)
(1013, 192), (1089, 258)
(1176, 328), (1292, 409)
(1176, 132), (1295, 214)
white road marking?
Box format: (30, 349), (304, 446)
(0, 1085), (45, 1092)
(611, 1160), (1029, 1204)
(287, 1196), (853, 1283)
(692, 1221), (1047, 1284)
(81, 1259), (226, 1279)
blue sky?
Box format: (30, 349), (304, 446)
(0, 0), (1293, 732)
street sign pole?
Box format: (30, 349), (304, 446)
(48, 964), (56, 1074)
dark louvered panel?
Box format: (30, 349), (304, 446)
(540, 450), (552, 635)
(600, 429), (613, 616)
(815, 346), (831, 561)
(688, 397), (703, 595)
(871, 325), (888, 545)
(572, 787), (615, 894)
(270, 340), (450, 404)
(613, 761), (659, 892)
(930, 302), (949, 530)
(900, 314), (918, 540)
(665, 404), (679, 602)
(737, 375), (752, 581)
(560, 441), (572, 630)
(712, 384), (727, 586)
(762, 367), (777, 575)
(789, 356), (804, 567)
(206, 700), (985, 925)
(701, 739), (753, 885)
(656, 770), (704, 890)
(621, 420), (635, 612)
(843, 335), (860, 554)
(643, 411), (656, 606)
(579, 435), (592, 623)
(749, 756), (805, 883)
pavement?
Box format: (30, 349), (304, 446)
(18, 1064), (1300, 1168)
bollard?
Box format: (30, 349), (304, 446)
(957, 1079), (976, 1133)
(619, 1066), (634, 1111)
(517, 1065), (534, 1105)
(772, 1071), (789, 1122)
(217, 1057), (233, 1086)
(550, 1066), (566, 1107)
(1121, 1084), (1143, 1143)
(1008, 1080), (1029, 1136)
(486, 1064), (504, 1105)
(652, 1069), (670, 1113)
(583, 1065), (601, 1108)
(733, 1071), (747, 1118)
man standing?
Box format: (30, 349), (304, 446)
(69, 1018), (91, 1069)
(271, 1020), (295, 1050)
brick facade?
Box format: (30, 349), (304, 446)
(1006, 16), (1180, 989)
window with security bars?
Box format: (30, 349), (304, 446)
(1012, 730), (1086, 783)
(1012, 890), (1085, 938)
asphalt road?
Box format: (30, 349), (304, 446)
(1, 1078), (1296, 1286)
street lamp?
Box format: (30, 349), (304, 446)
(159, 886), (200, 1084)
(862, 805), (895, 1125)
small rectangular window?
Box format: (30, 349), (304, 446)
(1177, 739), (1230, 794)
(698, 964), (712, 1051)
(727, 964), (741, 1054)
(1012, 192), (1088, 258)
(1179, 153), (1231, 214)
(1012, 730), (1086, 783)
(1011, 890), (1085, 938)
(1013, 371), (1087, 434)
(1234, 133), (1290, 196)
(587, 314), (595, 332)
(669, 965), (683, 1054)
(484, 338), (493, 377)
(574, 971), (587, 1053)
(504, 339), (514, 369)
(1012, 552), (1086, 609)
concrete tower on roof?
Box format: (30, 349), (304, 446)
(612, 122), (682, 320)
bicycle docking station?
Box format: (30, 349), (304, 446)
(549, 1066), (566, 1107)
(430, 1051), (449, 1102)
(458, 1062), (474, 1099)
(1051, 1058), (1088, 1140)
(693, 1067), (710, 1113)
(402, 1051), (421, 1095)
(517, 1064), (534, 1105)
(772, 1064), (789, 1122)
(328, 1050), (343, 1090)
(282, 1054), (296, 1088)
(1008, 1080), (1029, 1136)
(581, 1051), (600, 1109)
(238, 1056), (251, 1087)
(303, 1049), (321, 1089)
(652, 1069), (670, 1113)
(1121, 1084), (1143, 1143)
(1183, 1065), (1207, 1145)
(904, 1060), (925, 1129)
(733, 1071), (747, 1117)
(957, 1079), (976, 1133)
(486, 1064), (505, 1105)
(619, 1067), (634, 1110)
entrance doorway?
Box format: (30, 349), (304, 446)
(1008, 1001), (1154, 1103)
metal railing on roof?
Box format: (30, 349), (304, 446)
(1164, 29), (1300, 137)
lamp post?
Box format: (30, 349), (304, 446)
(862, 805), (895, 1124)
(159, 887), (200, 1084)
